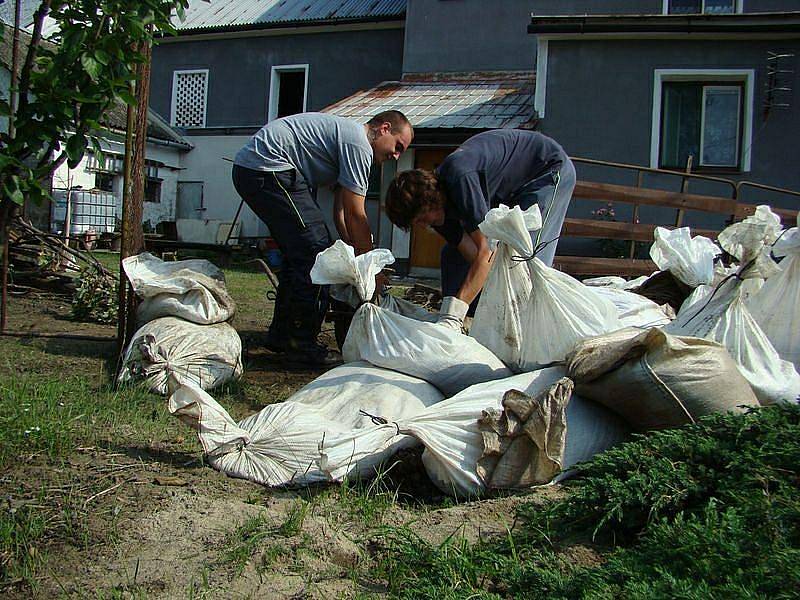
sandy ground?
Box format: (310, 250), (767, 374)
(1, 279), (566, 599)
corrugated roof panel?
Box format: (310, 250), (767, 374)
(323, 72), (536, 129)
(173, 0), (405, 30)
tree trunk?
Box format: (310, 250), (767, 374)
(116, 39), (152, 356)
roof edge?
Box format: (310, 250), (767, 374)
(528, 11), (800, 35)
(166, 14), (405, 37)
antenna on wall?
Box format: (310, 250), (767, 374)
(764, 51), (794, 120)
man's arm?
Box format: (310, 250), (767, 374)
(332, 186), (351, 245)
(335, 185), (372, 255)
(454, 229), (494, 306)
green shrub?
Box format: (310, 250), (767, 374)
(371, 405), (800, 599)
(71, 267), (117, 324)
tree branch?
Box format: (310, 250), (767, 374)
(17, 0), (54, 115)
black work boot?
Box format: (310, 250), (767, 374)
(285, 340), (343, 367)
(285, 310), (342, 367)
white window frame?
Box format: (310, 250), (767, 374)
(170, 69), (209, 128)
(650, 69), (754, 172)
(662, 0), (742, 14)
(268, 64), (309, 122)
(534, 38), (549, 118)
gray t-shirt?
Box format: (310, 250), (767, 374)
(234, 113), (373, 195)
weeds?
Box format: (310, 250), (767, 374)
(368, 405), (800, 598)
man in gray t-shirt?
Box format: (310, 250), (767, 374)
(232, 110), (413, 365)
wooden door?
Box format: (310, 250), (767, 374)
(409, 148), (453, 269)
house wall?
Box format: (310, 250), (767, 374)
(539, 38), (800, 198)
(51, 136), (185, 232)
(743, 1), (800, 12)
(150, 27), (405, 129)
(402, 0), (659, 74)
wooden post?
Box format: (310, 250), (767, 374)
(117, 39), (152, 356)
(675, 155), (693, 228)
(1, 0), (23, 333)
(630, 170), (644, 259)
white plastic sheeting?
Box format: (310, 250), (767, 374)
(470, 204), (622, 371)
(122, 252), (235, 325)
(169, 362), (444, 487)
(590, 287), (672, 329)
(750, 213), (800, 371)
(649, 227), (722, 288)
(118, 317), (243, 395)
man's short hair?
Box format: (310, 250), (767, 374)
(366, 110), (413, 135)
(384, 169), (441, 231)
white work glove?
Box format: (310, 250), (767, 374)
(436, 296), (469, 331)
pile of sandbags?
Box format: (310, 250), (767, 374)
(118, 253), (243, 394)
(666, 207), (800, 405)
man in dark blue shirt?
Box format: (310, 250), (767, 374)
(385, 129), (575, 330)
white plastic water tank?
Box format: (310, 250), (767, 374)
(51, 189), (117, 235)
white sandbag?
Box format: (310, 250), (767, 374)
(411, 368), (627, 497)
(583, 275), (650, 290)
(649, 227), (721, 287)
(310, 240), (394, 304)
(118, 317), (243, 394)
(749, 214), (800, 370)
(122, 252), (235, 325)
(521, 258), (622, 368)
(667, 277), (800, 405)
(470, 204), (538, 371)
(591, 287), (672, 328)
(344, 303), (512, 396)
(471, 204), (622, 370)
(168, 362), (444, 487)
(667, 207), (799, 405)
(567, 327), (760, 429)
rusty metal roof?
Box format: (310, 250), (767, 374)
(323, 72), (537, 129)
(174, 0), (406, 31)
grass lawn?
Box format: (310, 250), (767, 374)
(0, 252), (798, 598)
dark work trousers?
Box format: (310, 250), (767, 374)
(440, 156), (577, 308)
(232, 165), (332, 347)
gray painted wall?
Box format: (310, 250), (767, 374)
(538, 37), (800, 235)
(150, 27), (404, 128)
(743, 1), (800, 12)
(402, 0), (660, 74)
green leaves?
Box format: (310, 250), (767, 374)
(80, 54), (102, 82)
(65, 133), (88, 169)
(2, 176), (25, 206)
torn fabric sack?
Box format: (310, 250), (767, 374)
(168, 361), (444, 487)
(122, 252), (235, 325)
(319, 367), (627, 498)
(118, 317), (243, 394)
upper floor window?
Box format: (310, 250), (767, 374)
(665, 0), (738, 14)
(651, 70), (754, 173)
(268, 65), (308, 122)
(171, 69), (208, 128)
(660, 82), (743, 170)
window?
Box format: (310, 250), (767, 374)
(660, 82), (742, 169)
(86, 152), (124, 174)
(95, 172), (114, 192)
(268, 65), (308, 122)
(651, 70), (754, 172)
(144, 178), (162, 203)
(171, 69), (208, 128)
(665, 0), (738, 14)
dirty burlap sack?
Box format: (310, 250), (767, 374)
(565, 327), (759, 431)
(477, 378), (628, 489)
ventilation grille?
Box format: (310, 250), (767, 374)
(173, 71), (208, 128)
